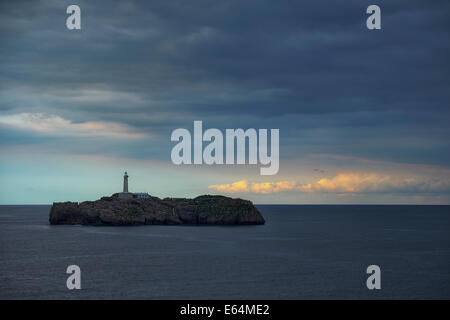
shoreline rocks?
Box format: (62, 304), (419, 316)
(49, 194), (265, 226)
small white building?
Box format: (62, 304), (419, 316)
(134, 192), (149, 199)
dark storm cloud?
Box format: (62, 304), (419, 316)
(0, 0), (449, 165)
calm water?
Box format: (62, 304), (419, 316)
(0, 205), (449, 299)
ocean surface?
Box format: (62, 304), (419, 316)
(0, 205), (449, 299)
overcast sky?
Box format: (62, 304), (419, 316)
(1, 0), (449, 204)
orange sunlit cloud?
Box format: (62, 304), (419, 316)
(298, 173), (392, 193)
(208, 180), (297, 194)
(209, 173), (450, 195)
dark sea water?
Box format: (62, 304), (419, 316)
(0, 205), (449, 299)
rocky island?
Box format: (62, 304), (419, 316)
(49, 194), (265, 226)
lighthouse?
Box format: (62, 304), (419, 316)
(116, 171), (149, 199)
(123, 171), (129, 193)
(118, 171), (132, 199)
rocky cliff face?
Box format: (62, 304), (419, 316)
(49, 195), (265, 226)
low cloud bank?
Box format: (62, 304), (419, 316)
(209, 173), (450, 194)
(0, 113), (149, 139)
(209, 180), (297, 194)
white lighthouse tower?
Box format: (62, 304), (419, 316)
(118, 171), (133, 199)
(116, 171), (149, 199)
(123, 171), (129, 193)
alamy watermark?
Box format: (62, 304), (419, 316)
(65, 4), (380, 31)
(66, 265), (81, 290)
(171, 121), (279, 175)
(366, 265), (381, 290)
(66, 5), (81, 30)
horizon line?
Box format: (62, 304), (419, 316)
(1, 203), (449, 206)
